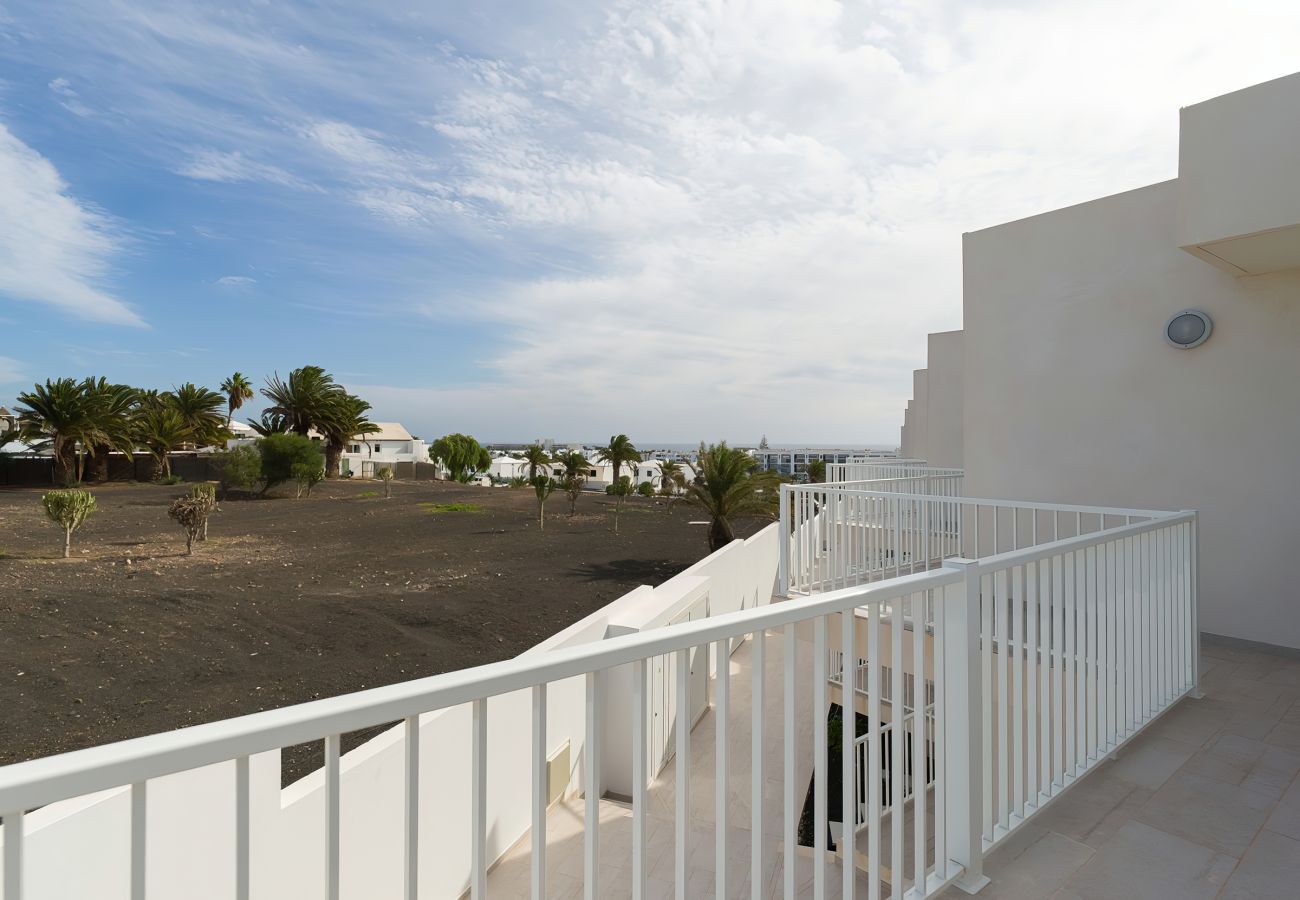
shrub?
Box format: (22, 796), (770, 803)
(532, 475), (556, 530)
(376, 465), (394, 498)
(509, 476), (528, 489)
(190, 483), (217, 540)
(257, 433), (324, 495)
(291, 461), (325, 498)
(637, 480), (655, 497)
(168, 492), (215, 555)
(211, 445), (261, 497)
(608, 475), (633, 533)
(158, 474), (184, 485)
(42, 489), (96, 558)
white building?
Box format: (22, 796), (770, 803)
(339, 422), (430, 476)
(753, 447), (893, 478)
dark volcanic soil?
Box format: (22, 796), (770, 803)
(0, 478), (764, 783)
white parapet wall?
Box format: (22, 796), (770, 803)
(3, 522), (780, 900)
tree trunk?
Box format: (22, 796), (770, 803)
(64, 526), (72, 558)
(152, 455), (168, 482)
(86, 446), (110, 483)
(708, 516), (734, 552)
(538, 500), (544, 530)
(324, 442), (343, 478)
(185, 532), (194, 555)
(53, 444), (77, 485)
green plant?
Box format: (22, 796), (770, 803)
(16, 378), (101, 484)
(637, 480), (655, 497)
(522, 444), (551, 482)
(657, 459), (688, 513)
(596, 434), (640, 485)
(292, 461), (325, 498)
(532, 475), (557, 530)
(356, 490), (380, 499)
(608, 475), (633, 533)
(190, 483), (217, 540)
(168, 491), (215, 555)
(164, 382), (229, 448)
(211, 445), (261, 497)
(220, 372), (254, 431)
(259, 366), (346, 437)
(133, 404), (191, 481)
(42, 489), (97, 558)
(561, 473), (586, 516)
(376, 465), (394, 498)
(418, 501), (482, 513)
(429, 433), (491, 483)
(256, 433), (324, 495)
(687, 441), (780, 551)
(805, 459), (826, 484)
(508, 475), (528, 488)
(158, 474), (184, 485)
(318, 393), (377, 478)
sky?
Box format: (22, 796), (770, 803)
(1, 1), (1299, 445)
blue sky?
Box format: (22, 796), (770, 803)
(2, 2), (1299, 444)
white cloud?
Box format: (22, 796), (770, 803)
(175, 148), (310, 190)
(0, 123), (143, 326)
(47, 77), (93, 117)
(215, 275), (256, 286)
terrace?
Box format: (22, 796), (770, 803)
(0, 463), (1293, 899)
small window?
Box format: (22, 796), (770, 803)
(589, 470), (597, 477)
(373, 443), (381, 452)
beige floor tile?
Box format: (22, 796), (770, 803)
(1104, 735), (1199, 790)
(978, 831), (1093, 900)
(1263, 777), (1300, 841)
(1136, 771), (1275, 856)
(1219, 828), (1300, 900)
(1052, 820), (1236, 900)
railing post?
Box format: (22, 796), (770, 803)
(940, 558), (991, 894)
(1186, 511), (1203, 700)
(778, 486), (790, 597)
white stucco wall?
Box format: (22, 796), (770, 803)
(910, 369), (929, 464)
(963, 179), (1300, 648)
(923, 330), (964, 469)
(1177, 71), (1300, 259)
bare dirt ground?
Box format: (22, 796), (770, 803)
(0, 478), (765, 783)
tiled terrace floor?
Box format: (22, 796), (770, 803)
(486, 634), (1300, 899)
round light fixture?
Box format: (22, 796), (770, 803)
(1165, 309), (1212, 349)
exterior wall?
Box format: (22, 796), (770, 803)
(924, 331), (964, 468)
(1177, 72), (1300, 261)
(910, 369), (929, 464)
(963, 179), (1300, 648)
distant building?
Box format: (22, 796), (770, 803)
(340, 423), (430, 476)
(753, 447), (896, 478)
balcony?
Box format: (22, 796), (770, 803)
(4, 470), (1289, 900)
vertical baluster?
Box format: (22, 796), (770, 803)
(404, 716), (419, 900)
(751, 631), (765, 900)
(1035, 558), (1048, 802)
(997, 568), (1010, 832)
(633, 659), (648, 900)
(1064, 553), (1076, 778)
(814, 616), (828, 900)
(933, 584), (947, 882)
(471, 699), (487, 899)
(1052, 554), (1064, 789)
(532, 684), (548, 900)
(784, 624), (797, 899)
(675, 650), (690, 899)
(1106, 541), (1116, 749)
(912, 593), (928, 892)
(237, 757), (250, 900)
(1012, 566), (1025, 819)
(980, 572), (994, 842)
(325, 734), (340, 900)
(890, 599), (905, 898)
(1027, 562), (1040, 806)
(715, 638), (730, 900)
(1087, 545), (1098, 763)
(585, 673), (600, 900)
(867, 607), (882, 900)
(1076, 549), (1087, 770)
(131, 780), (147, 900)
(3, 809), (23, 900)
(842, 607), (858, 900)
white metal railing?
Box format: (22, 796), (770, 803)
(1, 569), (978, 900)
(0, 503), (1199, 900)
(780, 483), (1173, 597)
(825, 460), (957, 483)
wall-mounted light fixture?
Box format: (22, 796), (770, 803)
(1165, 309), (1213, 349)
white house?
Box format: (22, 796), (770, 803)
(339, 422), (429, 476)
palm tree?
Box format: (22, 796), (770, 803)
(165, 383), (228, 448)
(15, 378), (100, 483)
(657, 458), (688, 511)
(81, 378), (138, 482)
(220, 372), (254, 429)
(686, 441), (780, 551)
(134, 406), (191, 480)
(260, 366), (345, 436)
(248, 411), (290, 436)
(596, 434), (640, 485)
(318, 393), (377, 477)
(805, 459), (826, 484)
(522, 444), (551, 482)
(555, 450), (591, 515)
